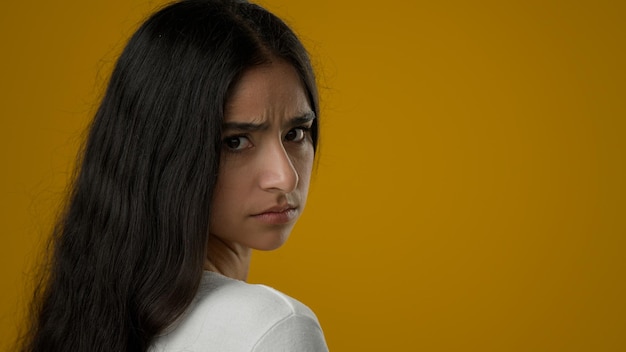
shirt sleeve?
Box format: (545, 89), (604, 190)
(252, 313), (329, 352)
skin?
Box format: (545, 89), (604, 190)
(204, 59), (315, 281)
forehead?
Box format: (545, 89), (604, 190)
(224, 60), (311, 122)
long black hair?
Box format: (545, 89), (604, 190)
(20, 0), (318, 350)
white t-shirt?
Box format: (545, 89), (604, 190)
(150, 271), (328, 351)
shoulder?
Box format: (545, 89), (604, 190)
(151, 272), (327, 352)
(201, 272), (318, 321)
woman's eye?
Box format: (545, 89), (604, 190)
(285, 127), (308, 142)
(223, 136), (252, 151)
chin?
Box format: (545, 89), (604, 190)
(253, 231), (291, 251)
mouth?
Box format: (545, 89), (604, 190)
(251, 205), (299, 224)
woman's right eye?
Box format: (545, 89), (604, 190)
(223, 136), (252, 151)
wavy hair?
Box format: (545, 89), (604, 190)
(20, 0), (318, 350)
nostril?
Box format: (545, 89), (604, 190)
(259, 148), (299, 193)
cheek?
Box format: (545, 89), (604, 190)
(214, 155), (250, 193)
(210, 162), (244, 220)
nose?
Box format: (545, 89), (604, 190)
(258, 142), (299, 193)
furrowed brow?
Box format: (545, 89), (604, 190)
(222, 121), (269, 132)
(288, 111), (316, 126)
(222, 112), (316, 131)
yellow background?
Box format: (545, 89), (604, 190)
(1, 0), (625, 351)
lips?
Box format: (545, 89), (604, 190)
(251, 204), (298, 224)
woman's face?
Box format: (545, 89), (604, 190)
(209, 59), (315, 251)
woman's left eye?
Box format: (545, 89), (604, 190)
(284, 127), (308, 142)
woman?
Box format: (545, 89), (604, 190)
(20, 0), (327, 351)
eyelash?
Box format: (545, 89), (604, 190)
(222, 126), (312, 152)
(222, 135), (252, 152)
(285, 126), (311, 143)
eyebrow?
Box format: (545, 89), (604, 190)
(222, 111), (316, 132)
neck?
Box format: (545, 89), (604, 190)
(204, 235), (251, 281)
